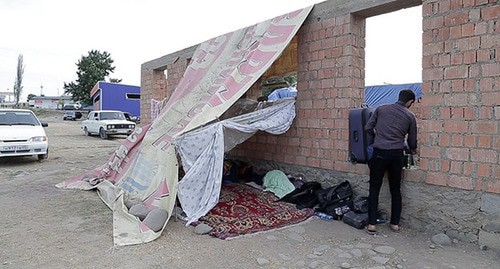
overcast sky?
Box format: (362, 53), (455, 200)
(0, 0), (421, 102)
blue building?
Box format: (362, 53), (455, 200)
(90, 81), (140, 117)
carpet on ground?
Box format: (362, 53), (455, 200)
(196, 183), (314, 239)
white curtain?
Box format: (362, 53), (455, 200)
(174, 98), (296, 224)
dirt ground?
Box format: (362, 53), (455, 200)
(0, 110), (498, 269)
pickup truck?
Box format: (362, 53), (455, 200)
(82, 110), (136, 139)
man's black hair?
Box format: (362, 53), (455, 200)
(398, 89), (416, 103)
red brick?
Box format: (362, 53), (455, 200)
(471, 121), (498, 134)
(471, 149), (497, 163)
(444, 120), (469, 133)
(451, 134), (464, 146)
(448, 175), (474, 190)
(450, 79), (465, 92)
(446, 147), (470, 161)
(456, 36), (481, 51)
(426, 172), (449, 186)
(422, 2), (434, 16)
(423, 42), (445, 56)
(444, 65), (469, 79)
(450, 107), (463, 118)
(464, 162), (474, 176)
(478, 135), (492, 148)
(445, 12), (469, 27)
(420, 158), (430, 170)
(463, 50), (476, 63)
(474, 22), (488, 35)
(484, 180), (500, 194)
(482, 63), (500, 77)
(451, 53), (463, 65)
(463, 0), (475, 7)
(463, 107), (475, 119)
(450, 25), (462, 38)
(421, 145), (441, 158)
(481, 35), (497, 49)
(439, 134), (451, 146)
(475, 178), (483, 191)
(450, 0), (463, 10)
(424, 119), (445, 132)
(450, 161), (463, 173)
(464, 79), (477, 92)
(438, 0), (451, 12)
(479, 77), (495, 92)
(481, 92), (500, 106)
(423, 30), (434, 44)
(441, 160), (451, 172)
(423, 16), (445, 30)
(461, 23), (475, 37)
(477, 164), (492, 177)
(469, 65), (481, 78)
(482, 5), (500, 20)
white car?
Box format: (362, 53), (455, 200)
(82, 110), (136, 139)
(0, 109), (49, 160)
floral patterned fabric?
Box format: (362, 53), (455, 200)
(197, 183), (314, 239)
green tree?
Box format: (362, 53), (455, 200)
(13, 54), (25, 106)
(27, 93), (36, 102)
(63, 50), (121, 104)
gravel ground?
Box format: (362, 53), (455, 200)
(0, 110), (498, 269)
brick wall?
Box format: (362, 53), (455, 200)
(141, 0), (499, 247)
(231, 14), (368, 175)
(140, 1), (498, 195)
(140, 56), (191, 124)
(420, 0), (499, 193)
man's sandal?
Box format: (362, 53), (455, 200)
(366, 224), (377, 235)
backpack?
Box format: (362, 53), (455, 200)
(278, 181), (323, 209)
(352, 196), (368, 213)
(315, 180), (354, 219)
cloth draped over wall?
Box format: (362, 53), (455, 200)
(174, 98), (296, 225)
(56, 6), (313, 246)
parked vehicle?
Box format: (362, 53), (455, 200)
(63, 110), (83, 121)
(63, 104), (80, 110)
(82, 110), (136, 139)
(123, 112), (140, 123)
(0, 109), (49, 160)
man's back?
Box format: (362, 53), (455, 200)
(365, 102), (417, 151)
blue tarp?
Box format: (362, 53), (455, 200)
(364, 83), (422, 108)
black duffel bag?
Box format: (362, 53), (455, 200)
(315, 180), (353, 219)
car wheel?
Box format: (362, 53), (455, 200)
(84, 127), (90, 136)
(38, 149), (48, 161)
(99, 128), (108, 140)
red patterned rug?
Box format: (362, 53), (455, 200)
(197, 183), (315, 239)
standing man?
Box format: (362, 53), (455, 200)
(364, 89), (417, 233)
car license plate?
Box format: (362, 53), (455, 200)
(3, 145), (28, 151)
